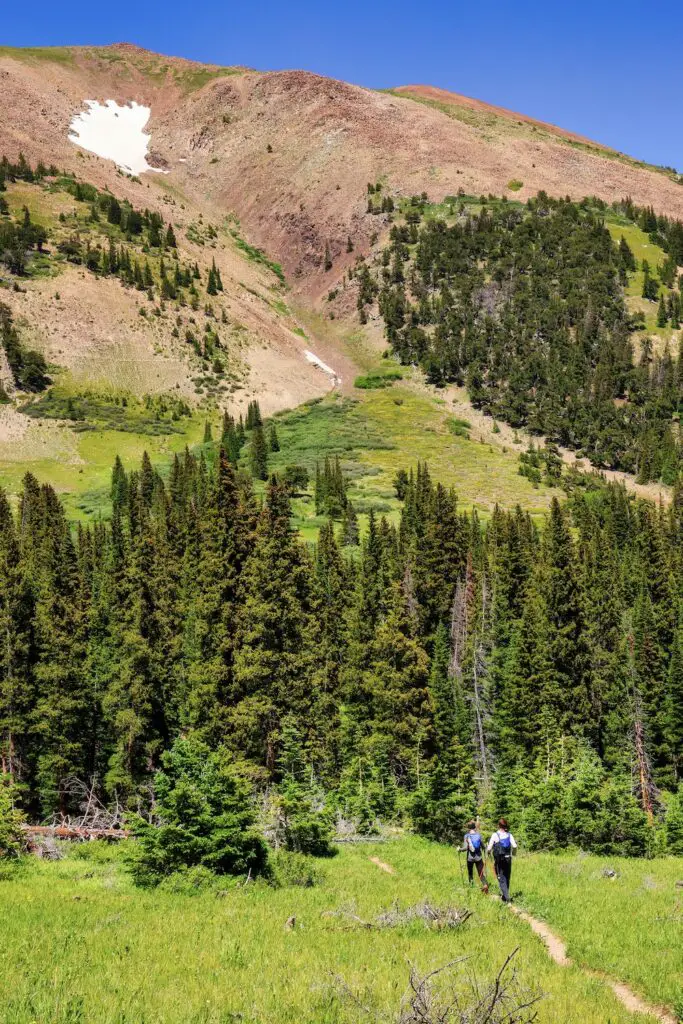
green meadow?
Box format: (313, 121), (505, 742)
(0, 836), (675, 1024)
(267, 385), (557, 540)
(0, 379), (557, 529)
(605, 214), (678, 347)
(516, 853), (683, 1013)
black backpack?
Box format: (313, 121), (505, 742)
(493, 832), (512, 862)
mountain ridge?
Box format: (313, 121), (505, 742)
(0, 42), (681, 510)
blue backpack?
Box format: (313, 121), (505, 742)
(493, 832), (512, 862)
(467, 831), (482, 856)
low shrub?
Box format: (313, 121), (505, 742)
(157, 864), (229, 896)
(0, 774), (25, 859)
(354, 370), (403, 389)
(447, 416), (471, 438)
(270, 849), (325, 888)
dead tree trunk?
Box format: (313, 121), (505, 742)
(449, 557), (493, 799)
(471, 574), (492, 797)
(628, 632), (658, 820)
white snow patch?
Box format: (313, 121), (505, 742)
(68, 100), (166, 176)
(304, 349), (340, 384)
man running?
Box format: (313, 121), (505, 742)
(487, 818), (517, 903)
(460, 820), (489, 893)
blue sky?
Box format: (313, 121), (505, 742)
(4, 0), (682, 170)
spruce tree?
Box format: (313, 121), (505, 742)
(211, 258), (223, 292)
(340, 500), (359, 546)
(657, 294), (668, 327)
(667, 627), (683, 781)
(539, 498), (590, 734)
(0, 488), (35, 786)
(249, 424), (268, 481)
(232, 481), (317, 771)
(268, 422), (280, 452)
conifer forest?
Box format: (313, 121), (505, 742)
(2, 446), (683, 855)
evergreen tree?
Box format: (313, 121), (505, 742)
(667, 626), (683, 781)
(0, 773), (25, 856)
(130, 737), (268, 884)
(539, 499), (590, 735)
(249, 424), (268, 481)
(211, 258), (223, 292)
(657, 294), (668, 327)
(268, 422), (280, 452)
(340, 500), (360, 546)
(232, 481), (317, 771)
(245, 400), (262, 430)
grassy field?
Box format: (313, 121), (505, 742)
(263, 386), (557, 542)
(0, 376), (556, 530)
(0, 409), (207, 520)
(0, 836), (667, 1024)
(604, 215), (679, 351)
(516, 854), (683, 1014)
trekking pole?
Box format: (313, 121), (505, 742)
(457, 848), (465, 888)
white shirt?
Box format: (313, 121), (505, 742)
(487, 829), (518, 853)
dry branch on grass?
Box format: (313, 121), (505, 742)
(398, 949), (542, 1024)
(45, 777), (128, 832)
(333, 948), (542, 1023)
(323, 900), (472, 932)
(22, 777), (131, 851)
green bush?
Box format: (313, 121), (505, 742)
(157, 864), (229, 896)
(0, 775), (25, 858)
(129, 738), (269, 886)
(507, 179), (524, 192)
(270, 849), (325, 888)
(354, 370), (403, 390)
(448, 416), (471, 438)
(69, 839), (125, 863)
(276, 780), (335, 857)
(282, 464), (309, 495)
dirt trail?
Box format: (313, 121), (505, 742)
(509, 907), (571, 966)
(507, 904), (677, 1023)
(368, 856), (395, 874)
(369, 858), (676, 1021)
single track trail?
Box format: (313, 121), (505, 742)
(506, 903), (677, 1023)
(368, 855), (395, 874)
(372, 856), (677, 1023)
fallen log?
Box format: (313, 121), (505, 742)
(21, 824), (130, 840)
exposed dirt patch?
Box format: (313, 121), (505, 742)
(4, 44), (683, 311)
(0, 407), (81, 464)
(368, 856), (395, 874)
